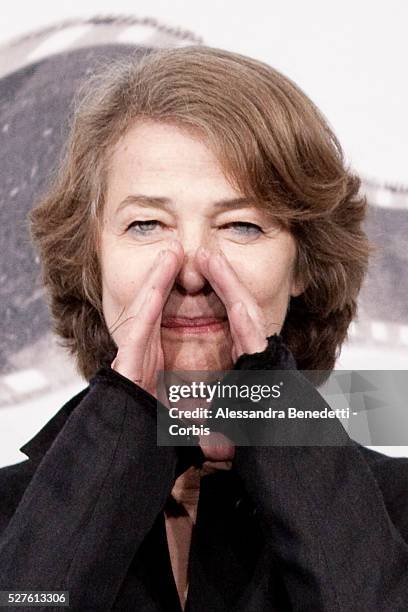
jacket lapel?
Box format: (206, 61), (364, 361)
(15, 385), (184, 611)
(19, 387), (89, 463)
(185, 469), (289, 611)
(114, 511), (182, 611)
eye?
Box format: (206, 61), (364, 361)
(222, 222), (263, 236)
(126, 220), (161, 235)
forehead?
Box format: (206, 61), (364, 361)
(105, 122), (249, 216)
(109, 121), (224, 177)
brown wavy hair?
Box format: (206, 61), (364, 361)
(29, 45), (371, 381)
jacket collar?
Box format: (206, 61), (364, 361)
(19, 385), (90, 463)
(17, 379), (206, 475)
(18, 334), (292, 464)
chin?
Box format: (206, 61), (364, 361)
(162, 336), (233, 374)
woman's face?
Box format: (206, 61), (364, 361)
(100, 121), (302, 372)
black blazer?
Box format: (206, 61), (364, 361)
(0, 335), (408, 611)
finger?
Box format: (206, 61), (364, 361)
(230, 301), (267, 356)
(112, 287), (165, 384)
(196, 248), (264, 325)
(199, 432), (235, 461)
(114, 287), (165, 381)
(111, 250), (167, 335)
(231, 344), (239, 363)
(116, 286), (160, 355)
(133, 241), (183, 316)
(135, 240), (185, 325)
(151, 244), (184, 314)
(196, 247), (268, 356)
(116, 241), (183, 334)
(227, 302), (244, 359)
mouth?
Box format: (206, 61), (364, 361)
(161, 316), (228, 335)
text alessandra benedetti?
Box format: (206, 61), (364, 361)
(168, 406), (351, 420)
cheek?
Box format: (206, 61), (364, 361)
(228, 247), (295, 336)
(251, 265), (294, 334)
(262, 269), (293, 304)
(101, 251), (147, 320)
(235, 257), (293, 307)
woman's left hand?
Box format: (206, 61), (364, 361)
(196, 246), (269, 363)
(194, 246), (270, 461)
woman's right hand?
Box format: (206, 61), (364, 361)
(110, 240), (183, 399)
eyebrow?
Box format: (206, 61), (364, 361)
(116, 194), (256, 214)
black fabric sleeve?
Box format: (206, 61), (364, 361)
(229, 334), (408, 611)
(0, 367), (202, 609)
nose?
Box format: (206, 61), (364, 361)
(174, 248), (210, 294)
(173, 230), (213, 294)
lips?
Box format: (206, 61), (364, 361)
(161, 316), (227, 328)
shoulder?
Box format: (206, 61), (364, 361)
(0, 459), (37, 531)
(358, 444), (408, 479)
(0, 385), (91, 532)
(0, 370), (179, 536)
(358, 445), (408, 535)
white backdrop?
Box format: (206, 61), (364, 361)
(1, 0), (407, 184)
(1, 0), (407, 466)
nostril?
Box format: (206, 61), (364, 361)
(173, 280), (214, 297)
(173, 261), (212, 295)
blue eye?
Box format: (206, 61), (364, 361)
(126, 220), (263, 238)
(126, 220), (160, 234)
(223, 222), (262, 236)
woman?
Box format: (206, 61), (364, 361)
(0, 46), (407, 611)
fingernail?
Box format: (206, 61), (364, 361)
(198, 246), (209, 259)
(215, 250), (226, 264)
(143, 286), (155, 304)
(236, 302), (248, 315)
